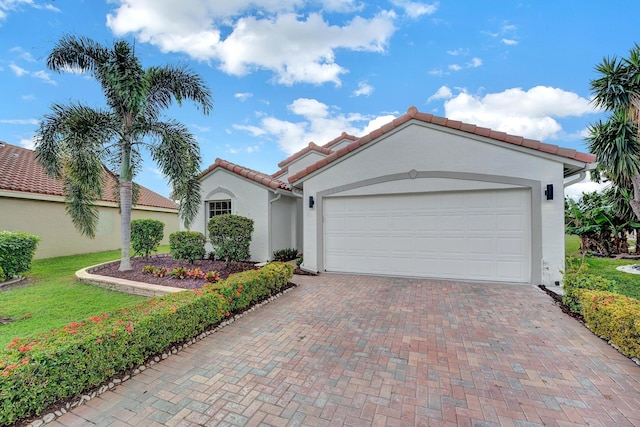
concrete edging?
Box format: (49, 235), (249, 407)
(76, 261), (185, 297)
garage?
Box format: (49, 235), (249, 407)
(324, 188), (531, 283)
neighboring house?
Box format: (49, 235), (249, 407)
(0, 142), (180, 259)
(196, 106), (596, 286)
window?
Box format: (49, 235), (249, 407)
(208, 200), (231, 218)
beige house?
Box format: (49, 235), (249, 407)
(195, 106), (596, 286)
(0, 142), (179, 259)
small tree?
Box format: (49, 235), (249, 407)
(169, 231), (206, 263)
(208, 214), (254, 264)
(131, 219), (164, 258)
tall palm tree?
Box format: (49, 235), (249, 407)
(35, 35), (212, 271)
(588, 43), (640, 220)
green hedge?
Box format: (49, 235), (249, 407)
(579, 290), (640, 360)
(169, 231), (206, 263)
(0, 262), (293, 426)
(208, 214), (254, 263)
(0, 231), (40, 280)
(562, 266), (617, 314)
(131, 219), (164, 258)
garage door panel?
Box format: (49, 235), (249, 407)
(324, 189), (530, 282)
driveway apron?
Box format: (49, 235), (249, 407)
(52, 274), (640, 426)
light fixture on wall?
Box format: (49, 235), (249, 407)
(545, 184), (553, 200)
(309, 196), (315, 208)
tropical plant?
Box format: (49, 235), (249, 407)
(208, 214), (254, 264)
(588, 43), (640, 220)
(130, 219), (164, 258)
(34, 35), (212, 271)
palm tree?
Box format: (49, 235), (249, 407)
(588, 43), (640, 220)
(35, 35), (212, 271)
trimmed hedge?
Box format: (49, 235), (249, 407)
(562, 266), (617, 314)
(579, 290), (640, 360)
(0, 262), (293, 426)
(169, 231), (206, 263)
(131, 219), (164, 258)
(208, 214), (254, 263)
(0, 231), (40, 280)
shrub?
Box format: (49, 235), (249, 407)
(0, 231), (40, 280)
(170, 266), (189, 279)
(0, 262), (294, 426)
(579, 290), (640, 359)
(169, 231), (206, 263)
(0, 266), (4, 282)
(131, 219), (164, 258)
(562, 264), (617, 314)
(273, 248), (299, 262)
(208, 214), (254, 264)
(204, 271), (220, 283)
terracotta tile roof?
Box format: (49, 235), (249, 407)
(288, 106), (597, 183)
(200, 158), (291, 191)
(321, 132), (358, 149)
(277, 142), (335, 168)
(0, 142), (178, 210)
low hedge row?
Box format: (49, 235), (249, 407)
(578, 290), (640, 360)
(0, 262), (294, 426)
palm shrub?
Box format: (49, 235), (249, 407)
(208, 214), (254, 264)
(130, 219), (164, 258)
(0, 231), (40, 280)
(169, 231), (205, 263)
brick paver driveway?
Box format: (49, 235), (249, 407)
(54, 274), (640, 426)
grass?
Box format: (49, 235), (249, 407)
(0, 247), (168, 349)
(565, 234), (640, 300)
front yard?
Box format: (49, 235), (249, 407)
(0, 249), (149, 348)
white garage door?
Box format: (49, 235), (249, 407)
(324, 189), (531, 283)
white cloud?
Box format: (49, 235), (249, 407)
(502, 38), (518, 45)
(427, 85), (453, 102)
(10, 46), (35, 61)
(32, 70), (56, 85)
(9, 63), (56, 84)
(0, 118), (38, 125)
(18, 137), (35, 149)
(390, 0), (438, 18)
(447, 47), (469, 56)
(106, 1), (397, 86)
(565, 177), (609, 200)
(9, 63), (28, 76)
(235, 98), (398, 155)
(467, 57), (482, 68)
(443, 86), (598, 141)
(448, 64), (462, 71)
(235, 92), (253, 102)
(0, 0), (58, 24)
(353, 81), (374, 97)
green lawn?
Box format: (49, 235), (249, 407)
(0, 248), (169, 348)
(565, 235), (640, 300)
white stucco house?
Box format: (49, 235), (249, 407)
(194, 106), (595, 286)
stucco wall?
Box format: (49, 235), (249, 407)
(270, 195), (299, 255)
(0, 193), (179, 259)
(279, 151), (326, 182)
(299, 121), (568, 285)
(196, 169), (270, 262)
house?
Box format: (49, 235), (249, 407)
(0, 142), (180, 259)
(195, 106), (595, 286)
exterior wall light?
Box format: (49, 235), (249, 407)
(309, 196), (315, 208)
(545, 184), (553, 200)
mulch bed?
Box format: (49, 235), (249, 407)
(93, 255), (257, 290)
(93, 255), (315, 290)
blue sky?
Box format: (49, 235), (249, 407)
(1, 1), (638, 199)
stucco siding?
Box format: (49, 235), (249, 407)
(0, 195), (179, 259)
(270, 195), (298, 256)
(279, 151), (327, 182)
(300, 121), (567, 285)
(195, 169), (270, 262)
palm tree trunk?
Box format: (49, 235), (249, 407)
(119, 181), (133, 271)
(631, 174), (640, 221)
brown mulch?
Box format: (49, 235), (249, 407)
(93, 255), (257, 290)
